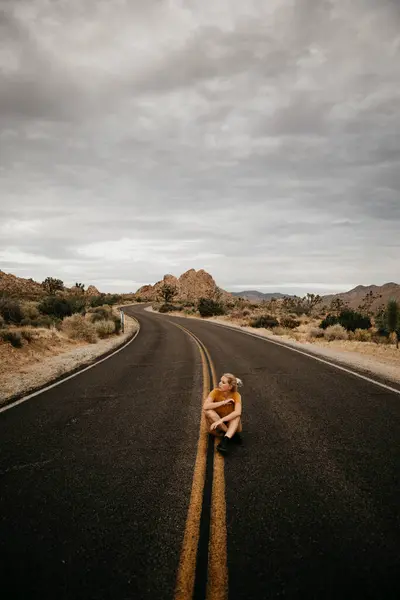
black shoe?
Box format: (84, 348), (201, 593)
(231, 432), (243, 445)
(216, 436), (230, 455)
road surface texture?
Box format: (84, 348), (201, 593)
(1, 304), (399, 599)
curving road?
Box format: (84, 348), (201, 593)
(0, 304), (399, 599)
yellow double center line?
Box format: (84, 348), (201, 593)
(173, 322), (228, 600)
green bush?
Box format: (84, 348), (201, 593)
(36, 316), (58, 328)
(68, 296), (87, 314)
(320, 314), (339, 329)
(87, 306), (112, 321)
(0, 297), (23, 324)
(21, 301), (40, 320)
(39, 296), (73, 319)
(0, 330), (23, 348)
(249, 315), (279, 329)
(338, 310), (371, 332)
(112, 315), (122, 334)
(89, 294), (122, 307)
(88, 312), (104, 323)
(159, 303), (183, 313)
(197, 298), (226, 318)
(320, 310), (371, 332)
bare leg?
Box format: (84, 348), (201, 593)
(204, 409), (228, 435)
(224, 416), (241, 439)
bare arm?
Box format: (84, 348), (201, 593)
(203, 394), (234, 411)
(220, 402), (242, 423)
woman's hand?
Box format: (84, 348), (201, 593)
(224, 398), (235, 406)
(210, 420), (224, 431)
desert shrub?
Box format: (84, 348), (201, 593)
(228, 309), (244, 319)
(0, 297), (23, 324)
(112, 316), (121, 334)
(288, 331), (302, 341)
(37, 316), (58, 328)
(20, 315), (56, 328)
(324, 324), (348, 341)
(88, 312), (105, 323)
(354, 328), (372, 342)
(94, 319), (116, 338)
(159, 303), (183, 313)
(39, 296), (73, 319)
(67, 295), (87, 315)
(89, 294), (121, 307)
(320, 310), (370, 332)
(197, 298), (225, 318)
(61, 314), (97, 343)
(280, 317), (300, 329)
(338, 310), (371, 332)
(371, 333), (390, 345)
(21, 301), (40, 320)
(87, 305), (112, 320)
(308, 326), (325, 339)
(103, 294), (122, 306)
(21, 330), (33, 342)
(320, 314), (339, 329)
(158, 304), (172, 313)
(249, 315), (279, 329)
(272, 326), (290, 336)
(89, 295), (105, 308)
(0, 330), (23, 348)
(0, 315), (5, 329)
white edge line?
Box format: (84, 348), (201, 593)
(0, 311), (141, 414)
(166, 314), (400, 397)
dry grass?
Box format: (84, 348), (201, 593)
(0, 305), (138, 405)
(94, 319), (116, 338)
(62, 314), (98, 343)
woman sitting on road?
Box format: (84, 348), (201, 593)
(203, 373), (243, 455)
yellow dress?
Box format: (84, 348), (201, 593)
(209, 388), (242, 419)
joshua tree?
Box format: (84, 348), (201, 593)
(42, 277), (64, 295)
(158, 283), (178, 304)
(387, 299), (399, 349)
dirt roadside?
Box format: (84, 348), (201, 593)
(0, 306), (139, 407)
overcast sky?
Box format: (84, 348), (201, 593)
(1, 0), (399, 295)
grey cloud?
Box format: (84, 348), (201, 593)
(0, 0), (399, 292)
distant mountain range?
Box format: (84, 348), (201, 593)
(231, 290), (294, 302)
(321, 282), (400, 312)
(232, 283), (400, 311)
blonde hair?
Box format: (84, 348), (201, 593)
(222, 373), (243, 393)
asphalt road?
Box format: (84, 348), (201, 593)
(1, 304), (399, 599)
